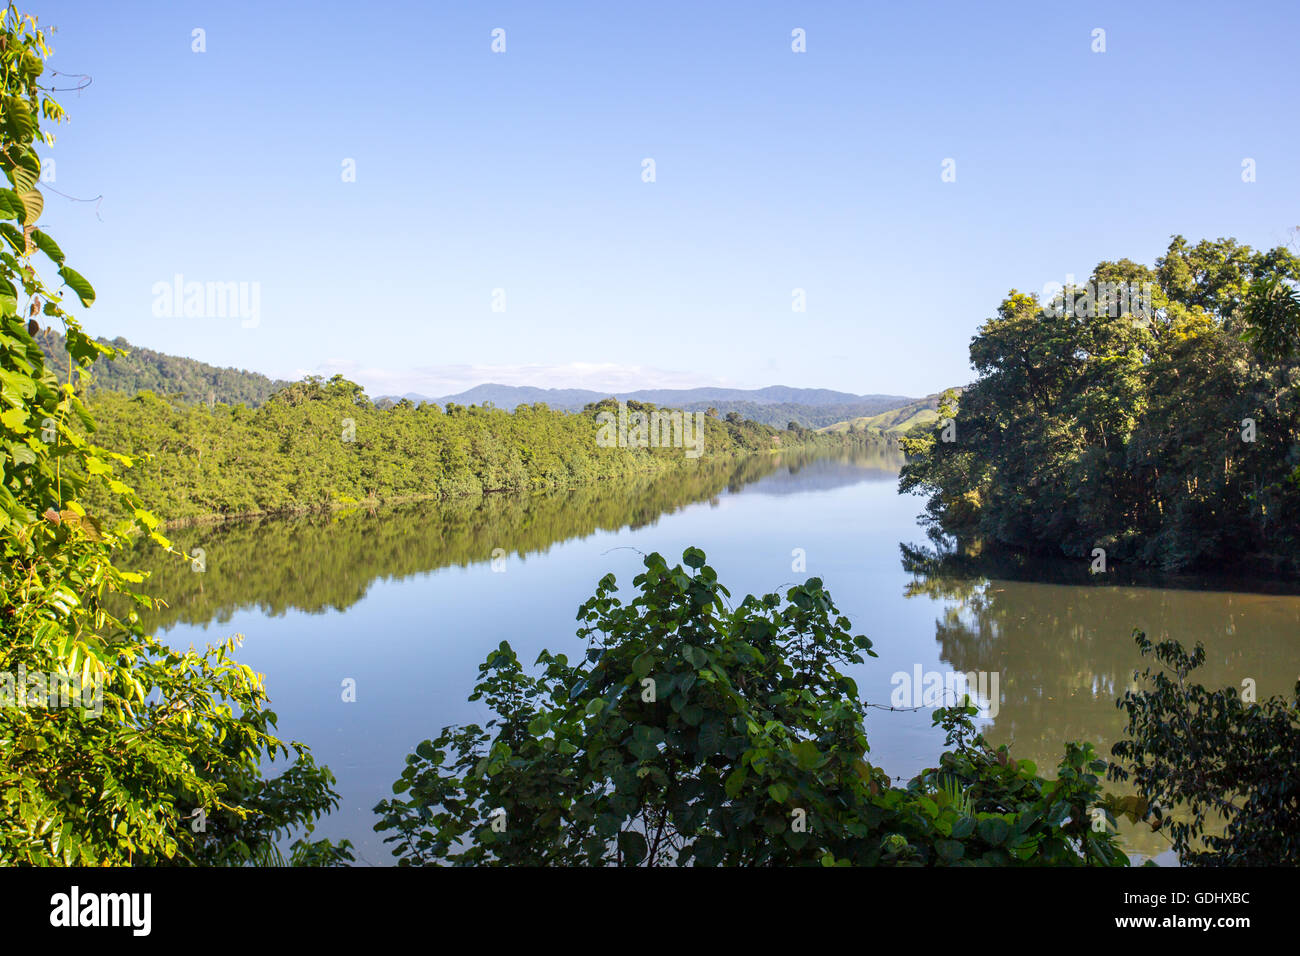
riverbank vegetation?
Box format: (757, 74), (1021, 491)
(79, 380), (883, 526)
(5, 0), (1294, 866)
(0, 8), (347, 866)
(900, 236), (1300, 574)
(377, 547), (1300, 865)
(375, 548), (1128, 866)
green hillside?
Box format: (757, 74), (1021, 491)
(819, 393), (949, 435)
(36, 328), (289, 407)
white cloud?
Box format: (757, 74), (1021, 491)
(288, 360), (746, 399)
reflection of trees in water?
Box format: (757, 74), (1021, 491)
(126, 447), (899, 632)
(901, 544), (1300, 858)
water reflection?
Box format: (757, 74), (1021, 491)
(123, 443), (1300, 864)
(902, 545), (1300, 858)
(128, 444), (904, 631)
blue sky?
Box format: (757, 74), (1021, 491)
(26, 0), (1300, 398)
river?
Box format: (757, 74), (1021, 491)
(128, 448), (1300, 864)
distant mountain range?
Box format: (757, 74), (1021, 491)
(407, 384), (908, 409)
(377, 384), (919, 429)
(31, 330), (942, 431)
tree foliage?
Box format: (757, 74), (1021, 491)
(1108, 632), (1300, 865)
(0, 6), (345, 866)
(79, 381), (876, 525)
(900, 236), (1300, 572)
(374, 549), (1126, 866)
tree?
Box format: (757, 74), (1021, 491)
(1109, 632), (1300, 865)
(0, 6), (347, 865)
(374, 549), (1126, 866)
(900, 236), (1300, 573)
(1241, 275), (1300, 364)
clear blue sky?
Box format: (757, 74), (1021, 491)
(26, 0), (1300, 398)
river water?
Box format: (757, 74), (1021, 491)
(131, 448), (1300, 864)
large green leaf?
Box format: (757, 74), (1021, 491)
(58, 266), (95, 307)
(617, 830), (647, 864)
(977, 816), (1010, 846)
(30, 228), (62, 263)
(791, 739), (824, 771)
(698, 717), (724, 755)
(8, 147), (39, 192)
(18, 188), (41, 225)
(4, 96), (35, 142)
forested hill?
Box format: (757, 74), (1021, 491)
(36, 328), (289, 407)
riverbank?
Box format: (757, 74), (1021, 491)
(77, 381), (887, 527)
(150, 450), (792, 530)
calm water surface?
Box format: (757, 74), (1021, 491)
(133, 450), (1300, 864)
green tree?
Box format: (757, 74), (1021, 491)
(1109, 632), (1300, 865)
(0, 6), (346, 865)
(1241, 274), (1300, 364)
(901, 236), (1300, 572)
(374, 549), (1126, 866)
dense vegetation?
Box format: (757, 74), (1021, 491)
(37, 327), (287, 407)
(375, 548), (1127, 866)
(5, 0), (1292, 867)
(901, 235), (1300, 574)
(79, 383), (875, 525)
(374, 545), (1299, 865)
(0, 9), (346, 866)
